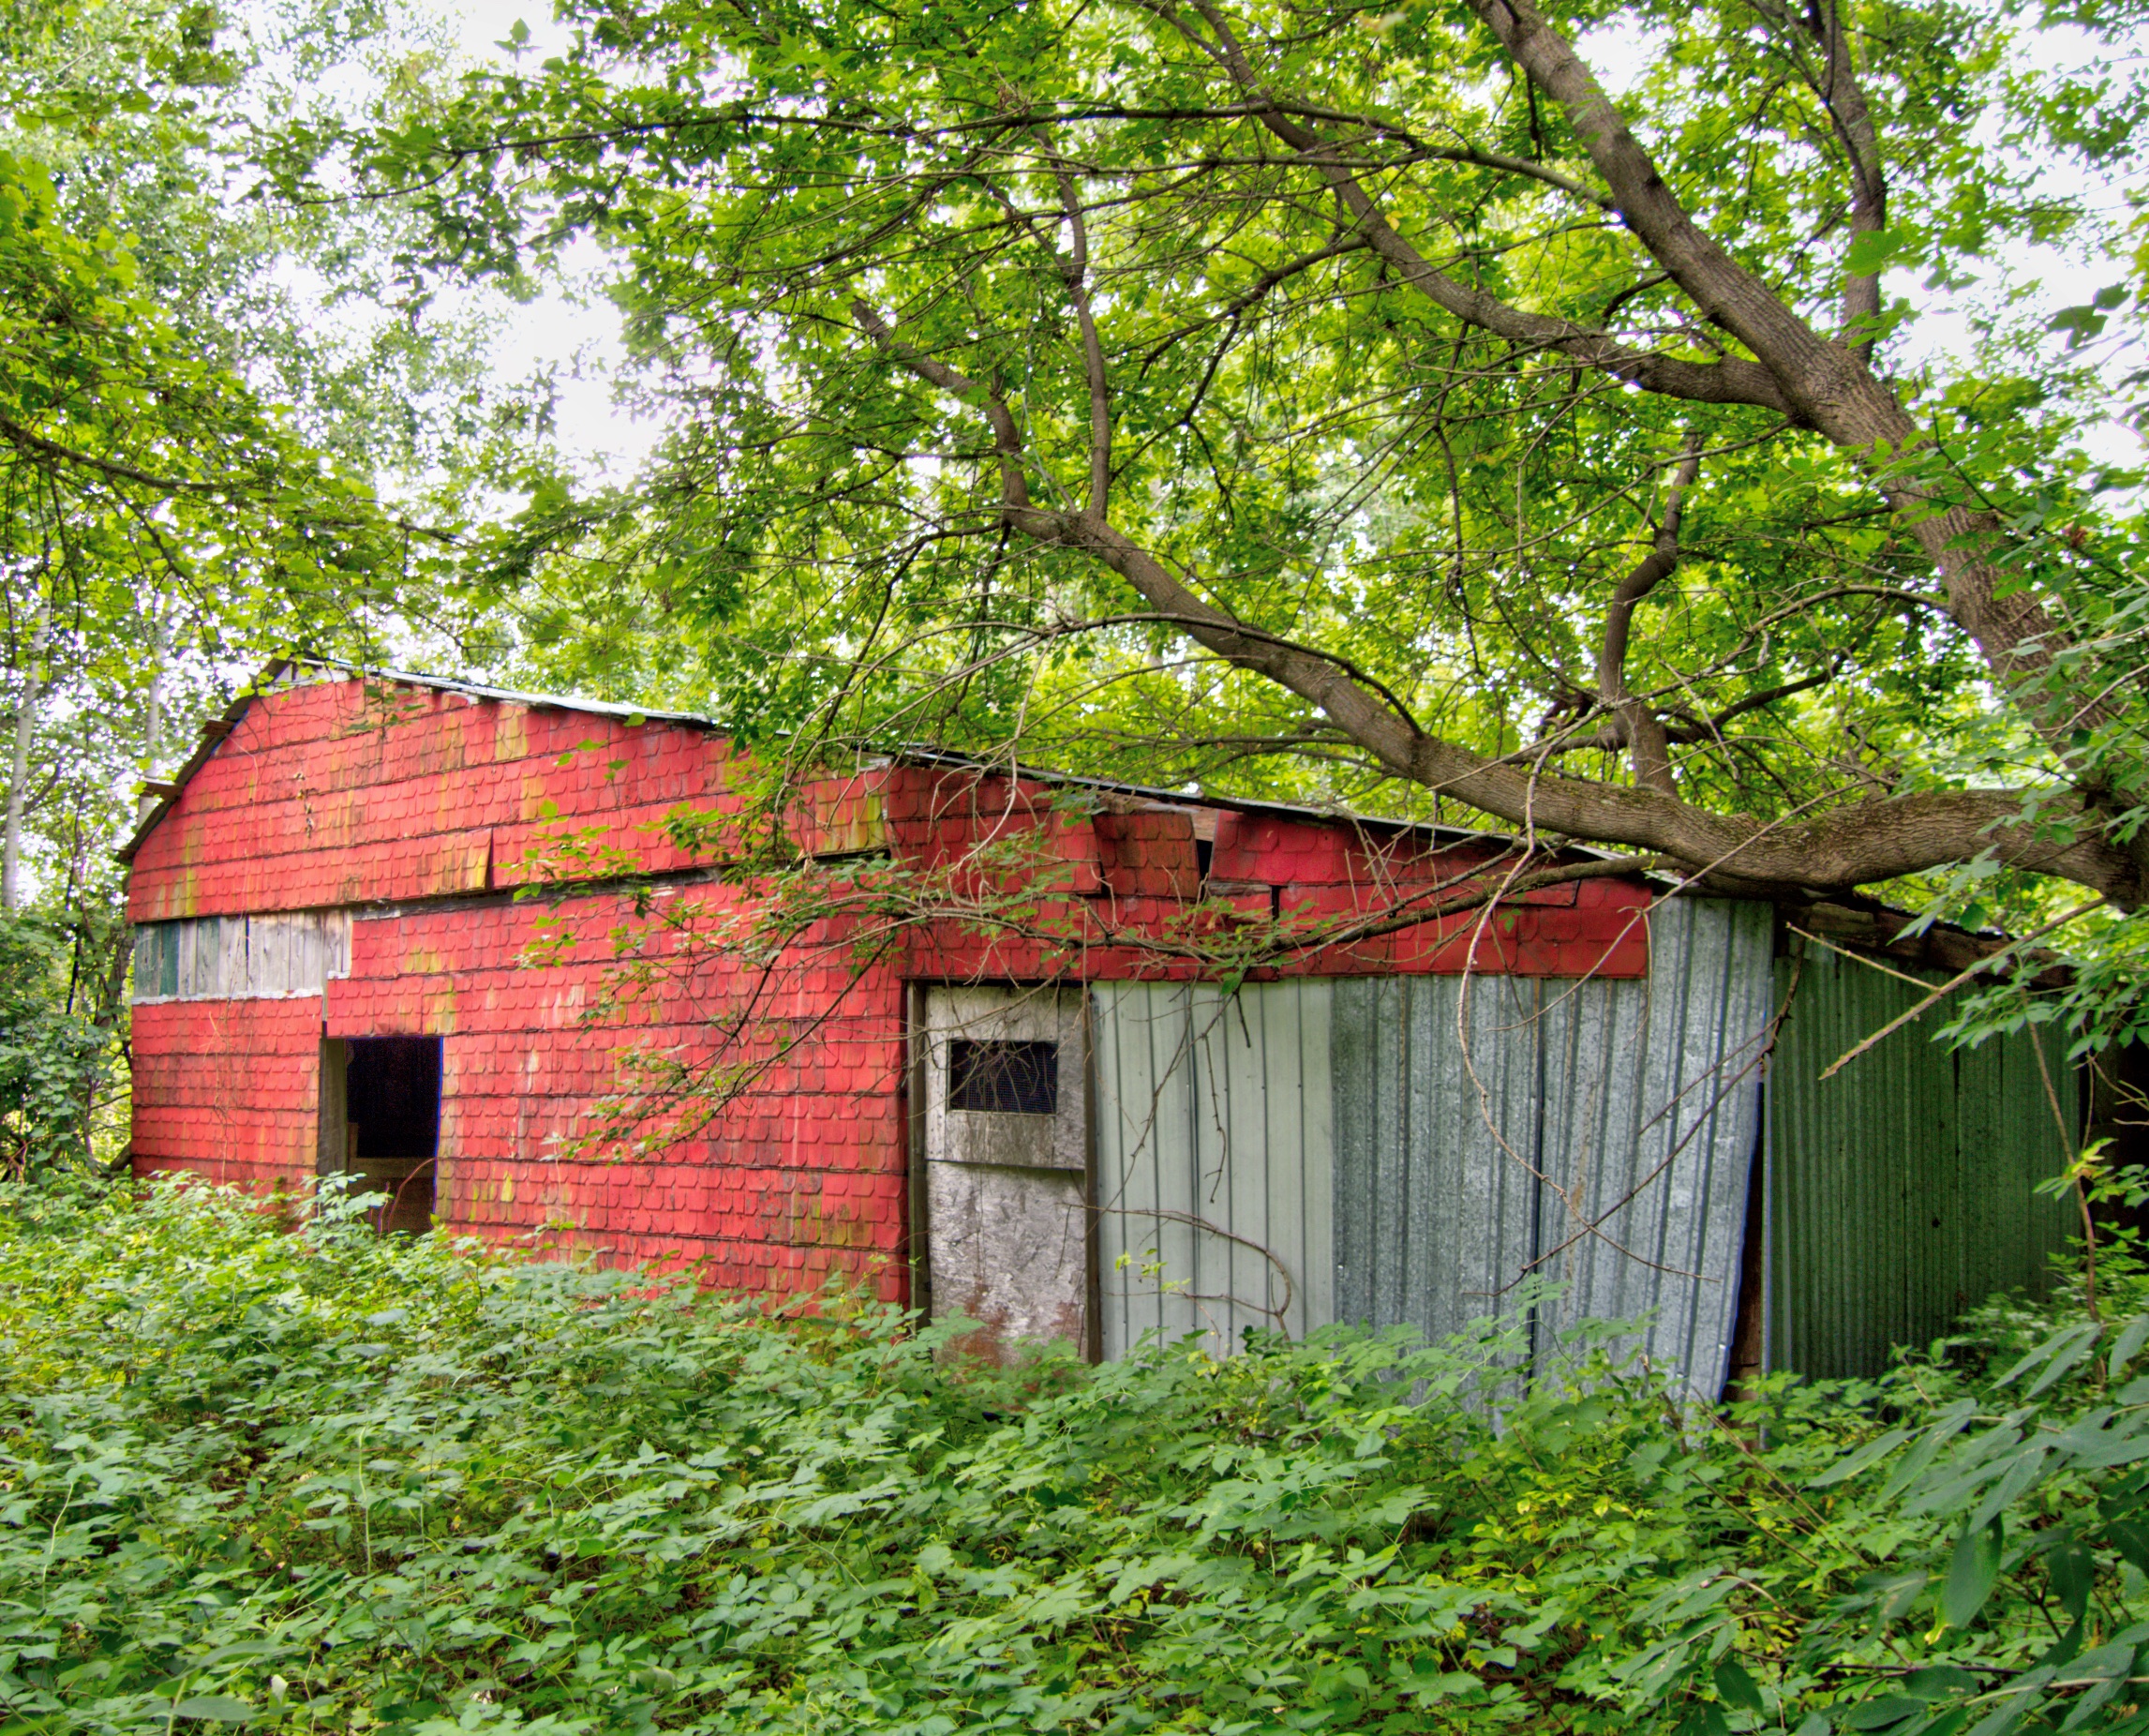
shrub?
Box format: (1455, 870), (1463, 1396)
(0, 916), (114, 1176)
(0, 1176), (2144, 1733)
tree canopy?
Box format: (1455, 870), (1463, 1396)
(0, 0), (501, 1161)
(0, 0), (520, 882)
(322, 0), (2147, 969)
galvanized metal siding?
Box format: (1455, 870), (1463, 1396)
(1332, 899), (1771, 1398)
(1331, 972), (1543, 1355)
(1768, 946), (2073, 1381)
(1532, 899), (1774, 1395)
(1091, 981), (1334, 1358)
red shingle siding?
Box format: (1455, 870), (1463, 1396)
(130, 997), (321, 1192)
(127, 680), (750, 921)
(316, 891), (907, 1295)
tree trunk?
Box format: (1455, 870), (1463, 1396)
(3, 587), (51, 912)
(139, 603), (168, 826)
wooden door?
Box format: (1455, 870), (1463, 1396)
(919, 986), (1088, 1360)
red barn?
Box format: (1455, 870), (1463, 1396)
(122, 664), (2072, 1393)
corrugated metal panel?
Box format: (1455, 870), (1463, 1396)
(1768, 944), (2074, 1381)
(1332, 899), (1770, 1398)
(1533, 900), (1773, 1396)
(1091, 981), (1334, 1358)
(1331, 971), (1543, 1356)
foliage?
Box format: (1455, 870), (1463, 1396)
(0, 0), (511, 929)
(0, 914), (112, 1174)
(278, 0), (2149, 944)
(6, 1175), (2149, 1733)
(1, 0), (412, 682)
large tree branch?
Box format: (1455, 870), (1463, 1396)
(1596, 433), (1703, 795)
(1082, 504), (2142, 899)
(1052, 163), (1113, 517)
(1441, 0), (2112, 784)
(854, 297), (2146, 907)
(1456, 0), (1862, 411)
(1135, 0), (1797, 412)
(1808, 0), (1888, 346)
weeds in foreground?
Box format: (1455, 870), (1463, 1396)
(1, 1175), (2146, 1733)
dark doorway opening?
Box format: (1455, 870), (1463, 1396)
(343, 1036), (440, 1234)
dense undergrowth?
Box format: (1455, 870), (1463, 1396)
(4, 1180), (2149, 1733)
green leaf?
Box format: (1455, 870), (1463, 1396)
(2046, 1533), (2093, 1626)
(1845, 227), (1913, 276)
(1810, 1428), (1914, 1489)
(1905, 1668), (1979, 1699)
(1714, 1658), (1766, 1712)
(2025, 1327), (2101, 1397)
(1943, 1519), (2005, 1629)
(2111, 1316), (2149, 1381)
(171, 1699), (256, 1723)
(1996, 1324), (2097, 1392)
(1677, 1704), (1735, 1736)
(2105, 1519), (2149, 1575)
(1843, 1697), (1927, 1730)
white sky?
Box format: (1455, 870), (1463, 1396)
(442, 0), (665, 485)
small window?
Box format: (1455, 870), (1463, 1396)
(131, 924), (180, 1001)
(948, 1039), (1059, 1115)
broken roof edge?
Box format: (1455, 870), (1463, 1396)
(117, 656), (1610, 871)
(117, 656), (295, 864)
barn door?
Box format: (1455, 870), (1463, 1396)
(918, 986), (1089, 1360)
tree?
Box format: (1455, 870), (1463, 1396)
(0, 0), (516, 1167)
(335, 0), (2145, 983)
(0, 0), (496, 915)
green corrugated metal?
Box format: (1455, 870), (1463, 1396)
(1768, 943), (2074, 1381)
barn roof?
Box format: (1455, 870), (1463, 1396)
(118, 658), (1545, 864)
(115, 660), (2042, 985)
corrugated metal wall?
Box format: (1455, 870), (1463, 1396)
(1330, 970), (1543, 1357)
(1533, 900), (1776, 1387)
(1330, 899), (1773, 1396)
(1087, 905), (2073, 1394)
(1092, 901), (1773, 1396)
(1767, 943), (2074, 1381)
(1091, 981), (1335, 1359)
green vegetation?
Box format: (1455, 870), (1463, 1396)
(6, 1175), (2149, 1734)
(0, 914), (113, 1175)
